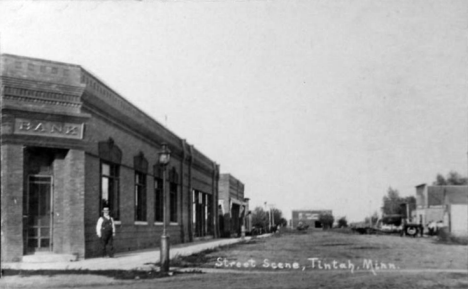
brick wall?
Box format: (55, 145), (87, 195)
(53, 153), (66, 253)
(82, 113), (187, 257)
(84, 154), (100, 258)
(64, 149), (86, 258)
(1, 144), (24, 262)
(1, 54), (220, 260)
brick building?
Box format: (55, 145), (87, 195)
(218, 174), (250, 237)
(291, 210), (333, 229)
(0, 54), (220, 262)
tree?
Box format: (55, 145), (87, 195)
(337, 216), (348, 228)
(318, 213), (334, 229)
(382, 187), (416, 216)
(382, 187), (403, 215)
(434, 174), (447, 185)
(364, 212), (379, 226)
(364, 216), (370, 224)
(278, 218), (288, 227)
(270, 209), (287, 227)
(433, 171), (468, 185)
(370, 212), (379, 225)
(271, 208), (283, 225)
(401, 196), (416, 217)
(251, 207), (267, 229)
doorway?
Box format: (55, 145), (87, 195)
(25, 175), (53, 254)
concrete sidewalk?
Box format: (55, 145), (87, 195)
(2, 235), (268, 271)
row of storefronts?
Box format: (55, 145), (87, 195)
(0, 54), (248, 262)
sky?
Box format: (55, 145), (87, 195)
(1, 0), (467, 222)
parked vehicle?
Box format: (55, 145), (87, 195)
(296, 221), (309, 231)
(351, 215), (422, 237)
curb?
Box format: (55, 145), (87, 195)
(1, 235), (272, 272)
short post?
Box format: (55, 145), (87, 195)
(160, 235), (170, 272)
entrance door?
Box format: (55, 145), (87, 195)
(193, 191), (206, 237)
(26, 175), (53, 253)
(231, 204), (240, 235)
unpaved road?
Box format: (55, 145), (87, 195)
(1, 230), (467, 289)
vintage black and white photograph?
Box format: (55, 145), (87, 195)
(1, 0), (467, 288)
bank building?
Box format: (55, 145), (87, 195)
(0, 54), (237, 262)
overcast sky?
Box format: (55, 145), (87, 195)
(1, 0), (467, 222)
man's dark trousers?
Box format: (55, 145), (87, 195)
(100, 230), (114, 257)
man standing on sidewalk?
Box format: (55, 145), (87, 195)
(96, 207), (115, 258)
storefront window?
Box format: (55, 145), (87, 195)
(101, 162), (120, 220)
(193, 190), (213, 237)
(135, 172), (147, 222)
(170, 183), (178, 223)
(154, 178), (163, 222)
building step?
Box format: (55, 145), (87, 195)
(22, 253), (78, 263)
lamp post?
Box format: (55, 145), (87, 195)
(158, 143), (171, 273)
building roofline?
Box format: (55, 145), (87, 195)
(1, 53), (81, 68)
(428, 185), (468, 188)
(1, 53), (218, 167)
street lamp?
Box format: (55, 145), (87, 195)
(158, 143), (171, 273)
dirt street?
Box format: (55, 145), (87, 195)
(1, 230), (467, 289)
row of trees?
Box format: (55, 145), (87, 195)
(251, 207), (287, 230)
(433, 171), (468, 186)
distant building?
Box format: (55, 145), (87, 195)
(218, 174), (250, 237)
(291, 210), (332, 229)
(413, 184), (468, 236)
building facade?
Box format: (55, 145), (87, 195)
(414, 184), (467, 236)
(218, 174), (250, 237)
(1, 54), (220, 262)
(291, 210), (332, 229)
(443, 190), (468, 236)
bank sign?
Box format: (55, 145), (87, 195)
(14, 118), (84, 140)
